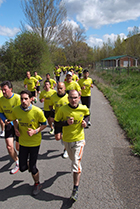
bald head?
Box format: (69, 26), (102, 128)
(57, 82), (66, 95)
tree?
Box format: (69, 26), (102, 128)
(58, 23), (86, 65)
(21, 0), (66, 42)
(0, 32), (53, 81)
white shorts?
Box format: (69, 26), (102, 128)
(63, 140), (85, 173)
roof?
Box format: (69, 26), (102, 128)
(101, 55), (137, 61)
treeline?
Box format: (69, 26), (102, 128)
(0, 25), (140, 81)
(0, 27), (95, 81)
(92, 26), (140, 64)
(0, 32), (53, 81)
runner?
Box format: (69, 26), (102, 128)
(54, 90), (90, 201)
(54, 66), (61, 84)
(49, 82), (69, 158)
(64, 71), (81, 95)
(24, 71), (39, 103)
(44, 73), (56, 89)
(78, 65), (83, 79)
(39, 80), (56, 134)
(34, 71), (42, 95)
(0, 86), (5, 137)
(11, 90), (47, 196)
(0, 81), (20, 174)
(78, 69), (93, 126)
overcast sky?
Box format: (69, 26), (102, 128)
(0, 0), (140, 48)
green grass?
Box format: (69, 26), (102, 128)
(93, 70), (140, 155)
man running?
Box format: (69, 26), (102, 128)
(39, 80), (56, 134)
(64, 71), (81, 95)
(78, 69), (93, 126)
(24, 71), (39, 103)
(12, 90), (47, 196)
(44, 73), (56, 89)
(54, 90), (90, 201)
(34, 71), (42, 95)
(0, 81), (20, 174)
(49, 82), (69, 158)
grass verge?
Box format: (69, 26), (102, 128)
(93, 70), (140, 155)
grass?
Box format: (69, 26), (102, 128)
(93, 70), (140, 155)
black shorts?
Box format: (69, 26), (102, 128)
(30, 91), (36, 97)
(36, 86), (40, 92)
(5, 123), (19, 142)
(19, 145), (40, 175)
(54, 125), (62, 134)
(81, 96), (91, 108)
(50, 109), (55, 118)
(44, 111), (51, 119)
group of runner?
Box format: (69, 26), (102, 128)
(0, 65), (93, 202)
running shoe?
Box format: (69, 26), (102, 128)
(49, 128), (54, 135)
(88, 121), (91, 126)
(63, 149), (68, 158)
(10, 164), (19, 174)
(70, 189), (78, 201)
(0, 131), (5, 137)
(34, 97), (37, 103)
(32, 183), (42, 196)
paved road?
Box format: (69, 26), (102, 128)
(0, 75), (140, 208)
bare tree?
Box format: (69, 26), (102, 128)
(21, 0), (66, 42)
(57, 23), (86, 64)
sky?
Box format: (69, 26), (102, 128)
(0, 0), (140, 49)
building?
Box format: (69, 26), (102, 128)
(101, 55), (138, 68)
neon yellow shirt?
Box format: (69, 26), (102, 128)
(34, 75), (42, 86)
(0, 93), (21, 121)
(50, 92), (69, 114)
(78, 67), (83, 73)
(44, 78), (56, 89)
(39, 89), (56, 111)
(24, 77), (38, 91)
(0, 90), (3, 98)
(72, 74), (79, 82)
(64, 81), (81, 92)
(78, 78), (93, 96)
(11, 105), (47, 147)
(55, 104), (89, 142)
(55, 68), (61, 76)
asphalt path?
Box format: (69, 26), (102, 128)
(0, 74), (140, 209)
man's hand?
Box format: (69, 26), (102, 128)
(81, 86), (85, 90)
(15, 128), (20, 137)
(40, 98), (45, 103)
(27, 128), (35, 136)
(67, 117), (74, 125)
(81, 120), (87, 128)
(4, 119), (11, 125)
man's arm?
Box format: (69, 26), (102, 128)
(27, 123), (47, 136)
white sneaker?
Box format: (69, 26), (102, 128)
(63, 150), (68, 159)
(10, 164), (19, 174)
(0, 131), (5, 137)
(88, 121), (91, 126)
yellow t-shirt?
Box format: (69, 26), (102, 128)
(78, 78), (93, 96)
(78, 67), (83, 73)
(39, 89), (56, 111)
(24, 77), (38, 91)
(0, 93), (21, 121)
(34, 75), (42, 86)
(44, 78), (56, 89)
(72, 74), (79, 82)
(64, 81), (81, 93)
(0, 90), (3, 98)
(55, 104), (89, 142)
(55, 68), (61, 77)
(50, 92), (69, 114)
(11, 105), (47, 147)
